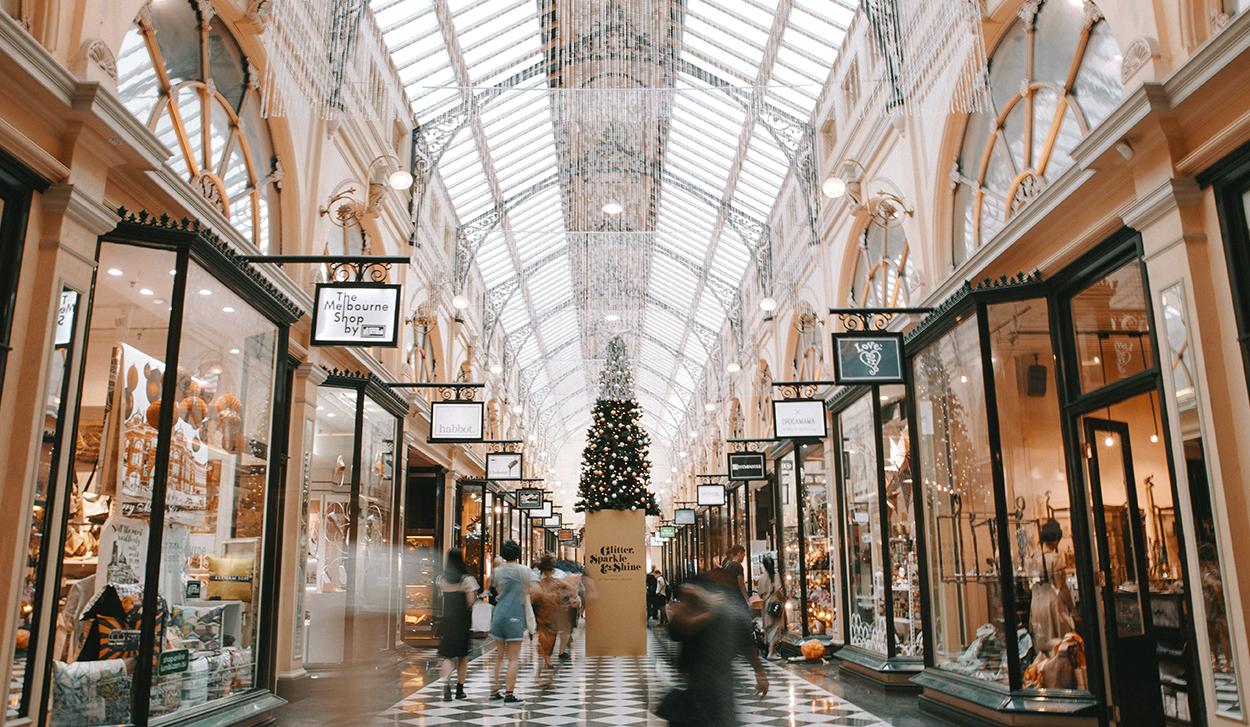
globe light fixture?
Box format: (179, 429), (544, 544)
(759, 296), (778, 312)
(490, 362), (503, 374)
(452, 294), (471, 309)
(602, 201), (623, 215)
(511, 404), (523, 414)
(388, 169), (414, 189)
(821, 175), (847, 198)
(704, 402), (717, 412)
(726, 361), (740, 373)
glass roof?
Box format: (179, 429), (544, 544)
(373, 0), (854, 450)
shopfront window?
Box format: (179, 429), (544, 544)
(148, 262), (279, 718)
(882, 385), (920, 656)
(10, 289), (79, 719)
(802, 446), (833, 635)
(305, 389), (355, 665)
(913, 316), (1004, 683)
(1161, 284), (1242, 718)
(1071, 260), (1154, 394)
(356, 398), (396, 654)
(987, 298), (1085, 690)
(841, 395), (882, 651)
(777, 452), (801, 637)
(459, 484), (485, 583)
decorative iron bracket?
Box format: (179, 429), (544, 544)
(236, 255), (408, 283)
(483, 439), (523, 453)
(828, 307), (932, 332)
(770, 380), (837, 399)
(384, 381), (484, 401)
(726, 438), (777, 453)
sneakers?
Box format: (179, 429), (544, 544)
(558, 651), (571, 661)
(503, 694), (522, 704)
(455, 684), (466, 700)
(490, 691), (504, 700)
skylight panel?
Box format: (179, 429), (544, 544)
(793, 0), (855, 30)
(695, 296), (723, 330)
(779, 27), (835, 70)
(388, 27), (444, 68)
(688, 1), (769, 51)
(681, 21), (761, 74)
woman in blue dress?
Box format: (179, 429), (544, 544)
(488, 540), (531, 703)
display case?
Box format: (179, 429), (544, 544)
(303, 370), (405, 669)
(25, 215), (300, 727)
(833, 385), (922, 690)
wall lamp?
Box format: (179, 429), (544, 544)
(320, 155), (414, 228)
(822, 159), (913, 229)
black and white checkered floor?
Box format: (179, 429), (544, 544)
(372, 631), (890, 727)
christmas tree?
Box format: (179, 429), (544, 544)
(576, 336), (659, 514)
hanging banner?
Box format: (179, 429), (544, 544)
(674, 508), (695, 525)
(696, 484), (726, 506)
(485, 452), (523, 479)
(773, 399), (828, 439)
(311, 283), (401, 347)
(833, 332), (905, 384)
(428, 401), (484, 442)
(727, 451), (766, 481)
(516, 488), (544, 509)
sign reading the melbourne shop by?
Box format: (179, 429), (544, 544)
(727, 452), (766, 481)
(311, 283), (401, 347)
(428, 401), (484, 442)
(833, 333), (905, 384)
(773, 399), (828, 439)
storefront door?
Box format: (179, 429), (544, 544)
(1082, 416), (1164, 726)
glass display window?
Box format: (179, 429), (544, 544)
(1070, 261), (1154, 394)
(29, 216), (299, 727)
(777, 451), (802, 638)
(913, 314), (1004, 684)
(835, 384), (921, 669)
(801, 445), (833, 636)
(303, 373), (404, 667)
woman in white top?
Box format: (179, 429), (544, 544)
(758, 553), (784, 659)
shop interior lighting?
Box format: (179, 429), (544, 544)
(222, 307), (235, 313)
(199, 289), (212, 296)
(139, 289), (153, 296)
(229, 348), (240, 354)
(704, 402), (716, 411)
(107, 268), (123, 276)
(604, 314), (620, 322)
(511, 404), (523, 414)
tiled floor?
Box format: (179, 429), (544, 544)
(279, 629), (918, 727)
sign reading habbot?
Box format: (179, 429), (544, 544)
(311, 283), (402, 347)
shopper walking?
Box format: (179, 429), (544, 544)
(722, 544), (748, 599)
(489, 540), (532, 703)
(659, 573), (769, 726)
(530, 554), (579, 688)
(436, 547), (478, 701)
(757, 553), (783, 660)
(655, 568), (669, 626)
(647, 567), (659, 621)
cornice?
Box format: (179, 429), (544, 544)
(0, 117), (68, 183)
(1118, 177), (1203, 231)
(42, 183), (119, 235)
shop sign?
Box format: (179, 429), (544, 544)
(184, 580), (202, 600)
(544, 513), (562, 528)
(55, 290), (78, 346)
(696, 484), (726, 506)
(516, 488), (544, 509)
(727, 452), (766, 481)
(773, 399), (828, 439)
(428, 401), (484, 442)
(157, 649), (190, 677)
(659, 525), (677, 538)
(559, 529), (574, 542)
(832, 333), (905, 384)
(530, 500), (553, 519)
(674, 508), (695, 525)
(485, 452), (523, 480)
(311, 283), (401, 347)
(649, 536), (664, 546)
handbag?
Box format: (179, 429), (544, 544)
(767, 600), (783, 618)
(656, 688), (700, 724)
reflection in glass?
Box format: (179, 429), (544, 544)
(841, 396), (883, 651)
(1161, 284), (1242, 717)
(802, 445), (833, 635)
(913, 316), (1005, 683)
(987, 299), (1084, 689)
(881, 386), (921, 656)
(1071, 260), (1154, 394)
(778, 452), (801, 637)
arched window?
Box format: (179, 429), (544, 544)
(851, 223), (914, 308)
(116, 1), (281, 252)
(951, 0), (1121, 265)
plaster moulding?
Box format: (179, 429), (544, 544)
(1120, 37), (1161, 84)
(76, 38), (118, 85)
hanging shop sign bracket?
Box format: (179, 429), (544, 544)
(726, 438), (776, 452)
(387, 382), (486, 442)
(770, 380), (837, 399)
(825, 308), (929, 385)
(828, 307), (933, 332)
(240, 256), (412, 348)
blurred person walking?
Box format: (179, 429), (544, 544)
(489, 540), (532, 703)
(655, 568), (669, 626)
(659, 573), (769, 726)
(722, 545), (747, 599)
(530, 554), (579, 687)
(757, 554), (783, 660)
(436, 548), (478, 700)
